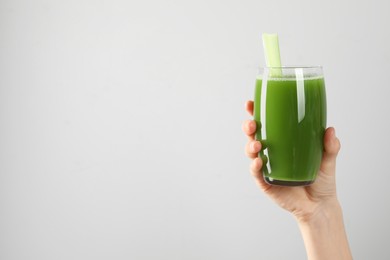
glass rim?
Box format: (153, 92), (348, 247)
(257, 66), (324, 79)
(260, 65), (323, 69)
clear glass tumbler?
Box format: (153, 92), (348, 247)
(254, 67), (326, 186)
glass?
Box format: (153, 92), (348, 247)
(254, 67), (327, 186)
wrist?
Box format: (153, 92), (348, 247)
(294, 198), (342, 226)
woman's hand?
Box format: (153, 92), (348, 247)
(242, 100), (341, 222)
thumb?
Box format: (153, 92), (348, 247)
(320, 127), (341, 175)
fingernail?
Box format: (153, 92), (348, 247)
(252, 141), (260, 151)
(248, 121), (254, 131)
(249, 121), (255, 131)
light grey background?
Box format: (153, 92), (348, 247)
(1, 0), (389, 259)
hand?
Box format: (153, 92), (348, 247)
(243, 100), (341, 222)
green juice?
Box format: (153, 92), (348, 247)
(254, 75), (326, 186)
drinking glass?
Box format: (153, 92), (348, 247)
(254, 67), (326, 186)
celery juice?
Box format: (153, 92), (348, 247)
(254, 71), (326, 186)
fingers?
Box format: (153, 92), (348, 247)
(245, 100), (254, 116)
(321, 127), (341, 174)
(243, 119), (259, 158)
(246, 140), (262, 159)
(245, 100), (272, 192)
(242, 100), (256, 140)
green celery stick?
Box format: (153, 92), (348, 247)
(262, 33), (282, 77)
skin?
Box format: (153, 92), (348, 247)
(243, 100), (352, 260)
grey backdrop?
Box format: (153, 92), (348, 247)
(1, 0), (390, 259)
